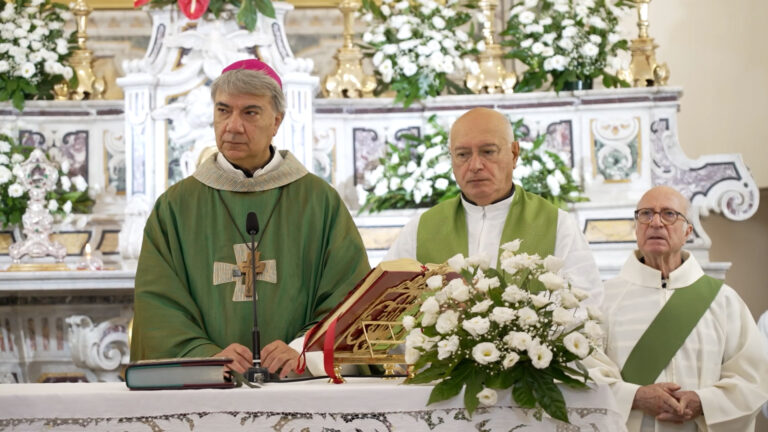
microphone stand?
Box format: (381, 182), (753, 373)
(245, 228), (269, 384)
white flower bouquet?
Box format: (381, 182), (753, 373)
(0, 132), (93, 229)
(0, 0), (76, 111)
(359, 114), (459, 212)
(403, 241), (604, 421)
(501, 0), (633, 92)
(359, 0), (479, 107)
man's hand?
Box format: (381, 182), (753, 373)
(656, 391), (702, 423)
(632, 382), (684, 418)
(261, 340), (300, 379)
(214, 343), (252, 374)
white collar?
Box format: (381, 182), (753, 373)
(216, 146), (283, 179)
(621, 250), (705, 289)
(460, 191), (515, 217)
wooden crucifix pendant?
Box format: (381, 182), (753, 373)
(238, 250), (266, 298)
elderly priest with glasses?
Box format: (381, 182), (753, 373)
(593, 185), (768, 431)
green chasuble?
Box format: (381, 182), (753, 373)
(416, 185), (558, 265)
(131, 151), (371, 361)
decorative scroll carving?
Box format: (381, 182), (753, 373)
(65, 315), (129, 382)
(650, 119), (758, 221)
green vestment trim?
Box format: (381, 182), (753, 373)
(620, 274), (723, 386)
(131, 152), (370, 361)
(416, 185), (558, 265)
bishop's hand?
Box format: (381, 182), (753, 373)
(632, 382), (685, 418)
(215, 343), (253, 374)
(261, 340), (300, 379)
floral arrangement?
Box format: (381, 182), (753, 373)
(359, 116), (587, 213)
(0, 0), (76, 112)
(512, 120), (588, 209)
(403, 242), (604, 421)
(0, 132), (93, 229)
(359, 0), (479, 107)
(501, 0), (633, 92)
(134, 0), (275, 31)
(360, 115), (458, 213)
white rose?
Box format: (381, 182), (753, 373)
(62, 200), (72, 214)
(502, 352), (520, 369)
(0, 166), (11, 184)
(587, 305), (604, 322)
(517, 307), (539, 326)
(373, 180), (388, 197)
(470, 299), (494, 314)
(560, 290), (580, 309)
(539, 272), (565, 291)
(431, 16), (445, 29)
(571, 287), (590, 301)
(563, 26), (578, 38)
(471, 342), (500, 365)
(503, 331), (532, 351)
(489, 307), (516, 324)
(581, 42), (599, 58)
(518, 10), (535, 24)
(420, 296), (440, 314)
(11, 153), (24, 164)
(462, 316), (491, 337)
(564, 331), (590, 358)
(584, 320), (604, 341)
(500, 239), (521, 252)
(552, 307), (573, 326)
(501, 285), (527, 303)
(542, 256), (564, 273)
(530, 293), (550, 308)
(475, 276), (500, 292)
(448, 280), (470, 302)
(446, 253), (466, 271)
(435, 310), (460, 334)
(405, 328), (428, 349)
(402, 315), (416, 331)
(529, 342), (553, 369)
(405, 347), (421, 364)
(72, 175), (87, 192)
(437, 334), (459, 360)
(421, 312), (438, 327)
(465, 254), (490, 270)
(426, 275), (443, 289)
(8, 183), (24, 197)
(47, 199), (58, 212)
(434, 178), (449, 190)
(477, 387), (498, 406)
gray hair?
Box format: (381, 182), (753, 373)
(210, 69), (286, 115)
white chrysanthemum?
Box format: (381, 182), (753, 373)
(502, 352), (520, 369)
(472, 342), (500, 364)
(420, 296), (440, 314)
(437, 334), (459, 360)
(503, 331), (532, 351)
(552, 307), (573, 326)
(517, 307), (538, 326)
(477, 387), (498, 406)
(8, 183), (24, 197)
(435, 310), (460, 334)
(529, 342), (553, 369)
(402, 315), (416, 331)
(462, 316), (491, 337)
(470, 299), (494, 314)
(564, 331), (590, 358)
(489, 306), (516, 324)
(539, 272), (565, 291)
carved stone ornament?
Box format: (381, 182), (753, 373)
(65, 315), (129, 382)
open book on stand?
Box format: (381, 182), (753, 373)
(299, 258), (454, 381)
(125, 357), (235, 390)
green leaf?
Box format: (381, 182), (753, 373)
(407, 363), (450, 384)
(12, 90), (25, 112)
(530, 372), (569, 423)
(254, 0), (275, 19)
(237, 0), (259, 31)
(427, 360), (472, 405)
(511, 376), (536, 409)
(463, 367), (484, 416)
(484, 370), (514, 390)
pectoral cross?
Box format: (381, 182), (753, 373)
(213, 243), (277, 302)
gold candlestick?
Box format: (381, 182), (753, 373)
(322, 0), (376, 98)
(629, 0), (669, 87)
(466, 0), (516, 94)
(69, 0), (97, 100)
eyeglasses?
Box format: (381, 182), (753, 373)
(634, 208), (689, 225)
(451, 145), (502, 165)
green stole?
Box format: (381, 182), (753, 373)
(416, 185), (558, 266)
(621, 274), (723, 386)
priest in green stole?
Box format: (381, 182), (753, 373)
(594, 186), (768, 431)
(385, 107), (603, 305)
(131, 60), (370, 378)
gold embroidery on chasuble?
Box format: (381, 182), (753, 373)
(213, 243), (277, 302)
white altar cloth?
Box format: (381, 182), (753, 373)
(0, 378), (624, 431)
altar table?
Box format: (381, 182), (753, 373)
(0, 378), (625, 431)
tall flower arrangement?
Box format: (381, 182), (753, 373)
(502, 0), (633, 92)
(403, 243), (604, 421)
(0, 0), (76, 112)
(359, 0), (479, 107)
(360, 115), (458, 212)
(134, 0), (275, 31)
(0, 133), (93, 229)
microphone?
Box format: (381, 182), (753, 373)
(244, 211), (269, 384)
